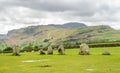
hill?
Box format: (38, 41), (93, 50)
(49, 22), (86, 28)
(0, 34), (6, 39)
(0, 22), (120, 49)
(3, 22), (87, 45)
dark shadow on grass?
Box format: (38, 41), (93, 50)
(5, 54), (21, 56)
(37, 65), (52, 68)
(37, 53), (66, 56)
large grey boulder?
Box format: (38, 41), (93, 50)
(79, 43), (90, 55)
(102, 48), (111, 55)
(58, 45), (65, 55)
(39, 49), (46, 55)
(13, 45), (20, 56)
(47, 46), (53, 54)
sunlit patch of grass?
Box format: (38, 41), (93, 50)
(0, 47), (120, 73)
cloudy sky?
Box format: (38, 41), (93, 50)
(0, 0), (120, 34)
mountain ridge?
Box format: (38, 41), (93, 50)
(48, 22), (86, 28)
(0, 22), (120, 48)
(0, 34), (6, 39)
(6, 22), (86, 37)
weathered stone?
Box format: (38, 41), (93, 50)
(31, 50), (35, 53)
(39, 49), (45, 55)
(58, 45), (65, 55)
(79, 43), (90, 55)
(102, 48), (111, 55)
(13, 45), (20, 56)
(47, 46), (53, 54)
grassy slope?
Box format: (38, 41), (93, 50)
(74, 26), (120, 41)
(1, 25), (120, 50)
(0, 47), (120, 73)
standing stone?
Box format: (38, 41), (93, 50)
(39, 49), (46, 55)
(31, 50), (35, 53)
(58, 44), (65, 55)
(47, 46), (53, 54)
(13, 45), (20, 56)
(79, 43), (90, 55)
(102, 48), (111, 55)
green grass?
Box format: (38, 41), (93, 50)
(0, 47), (120, 73)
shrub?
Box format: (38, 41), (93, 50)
(89, 43), (120, 48)
(0, 49), (2, 53)
(23, 46), (33, 52)
(34, 46), (40, 51)
(43, 39), (50, 42)
(3, 47), (13, 53)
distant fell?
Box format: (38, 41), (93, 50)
(0, 22), (120, 49)
(0, 34), (6, 39)
(49, 22), (86, 28)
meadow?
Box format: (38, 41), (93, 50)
(0, 47), (120, 73)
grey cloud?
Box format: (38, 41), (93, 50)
(0, 0), (120, 34)
(0, 0), (118, 17)
(0, 0), (96, 12)
(0, 0), (120, 24)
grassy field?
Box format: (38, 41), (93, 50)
(0, 47), (120, 73)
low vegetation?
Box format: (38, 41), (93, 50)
(0, 23), (120, 73)
(1, 25), (120, 49)
(0, 47), (120, 73)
